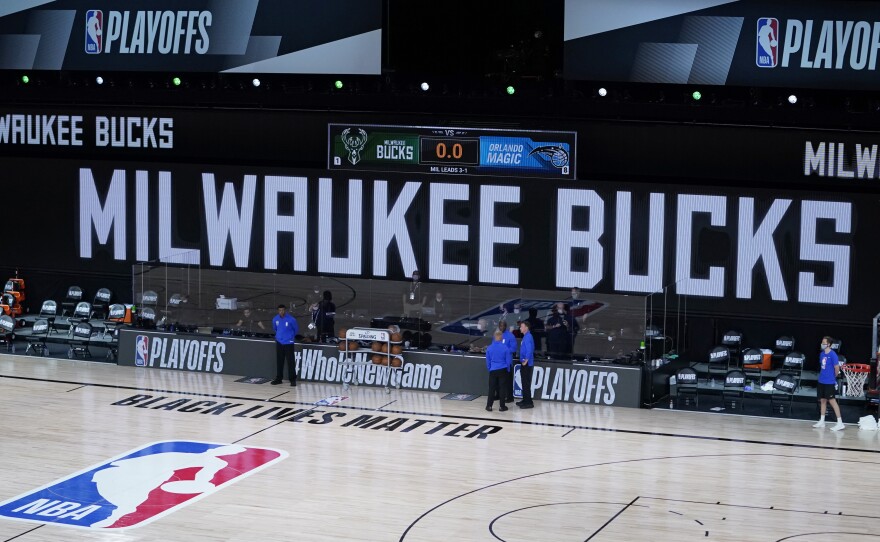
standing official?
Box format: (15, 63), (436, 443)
(499, 320), (517, 404)
(517, 320), (535, 409)
(485, 331), (509, 412)
(272, 304), (299, 386)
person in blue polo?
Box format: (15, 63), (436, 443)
(498, 320), (517, 404)
(485, 330), (509, 412)
(813, 336), (844, 431)
(517, 320), (535, 408)
(272, 304), (299, 386)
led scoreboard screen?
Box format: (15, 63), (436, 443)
(328, 124), (576, 179)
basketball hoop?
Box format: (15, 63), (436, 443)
(841, 363), (871, 397)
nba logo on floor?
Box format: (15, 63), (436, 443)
(0, 441), (287, 530)
(85, 10), (103, 54)
(134, 335), (148, 366)
(756, 17), (778, 67)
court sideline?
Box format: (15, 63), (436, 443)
(0, 353), (877, 541)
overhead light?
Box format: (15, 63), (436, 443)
(597, 87), (607, 97)
(420, 82), (429, 91)
(788, 94), (797, 104)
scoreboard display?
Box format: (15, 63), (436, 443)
(328, 124), (576, 179)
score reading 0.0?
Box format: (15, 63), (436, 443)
(420, 137), (480, 166)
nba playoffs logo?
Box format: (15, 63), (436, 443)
(134, 335), (148, 366)
(756, 17), (778, 67)
(0, 441), (287, 530)
(85, 10), (103, 54)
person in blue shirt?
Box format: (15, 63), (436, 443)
(498, 320), (517, 404)
(517, 320), (535, 409)
(271, 304), (299, 386)
(813, 336), (844, 430)
(485, 331), (509, 412)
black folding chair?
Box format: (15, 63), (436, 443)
(139, 290), (159, 309)
(707, 345), (730, 383)
(0, 315), (16, 352)
(722, 370), (747, 411)
(102, 304), (126, 361)
(741, 347), (764, 385)
(38, 300), (59, 334)
(67, 322), (93, 359)
(771, 335), (794, 369)
(25, 319), (50, 356)
(137, 290), (159, 327)
(721, 330), (744, 369)
(103, 304), (126, 339)
(60, 286), (84, 317)
(105, 326), (123, 361)
(675, 367), (699, 408)
(67, 301), (93, 337)
(159, 293), (186, 327)
(770, 374), (798, 416)
(140, 307), (157, 329)
(92, 288), (113, 320)
(780, 351), (806, 391)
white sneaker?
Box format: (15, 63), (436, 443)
(831, 422), (846, 431)
(812, 421), (825, 428)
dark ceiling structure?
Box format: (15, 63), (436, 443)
(0, 0), (877, 131)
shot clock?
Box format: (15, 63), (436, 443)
(329, 124), (576, 179)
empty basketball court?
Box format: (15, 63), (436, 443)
(1, 1), (879, 540)
(0, 353), (877, 541)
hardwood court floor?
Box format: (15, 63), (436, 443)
(0, 354), (878, 541)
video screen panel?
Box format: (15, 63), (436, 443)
(0, 156), (870, 327)
(565, 0), (880, 90)
(0, 0), (382, 74)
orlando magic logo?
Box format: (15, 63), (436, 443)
(341, 128), (368, 165)
(85, 10), (103, 54)
(528, 145), (570, 169)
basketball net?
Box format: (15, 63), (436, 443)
(841, 363), (870, 397)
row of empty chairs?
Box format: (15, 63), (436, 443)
(54, 287), (167, 328)
(7, 287), (164, 360)
(22, 315), (111, 359)
(676, 367), (799, 415)
(708, 331), (844, 389)
(28, 298), (130, 360)
(58, 286), (114, 319)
